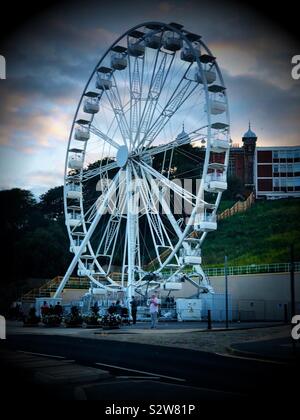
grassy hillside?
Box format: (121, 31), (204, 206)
(202, 198), (300, 266)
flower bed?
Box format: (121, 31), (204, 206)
(100, 314), (121, 329)
(42, 314), (62, 327)
(64, 306), (83, 328)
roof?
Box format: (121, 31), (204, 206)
(176, 124), (190, 142)
(243, 122), (257, 138)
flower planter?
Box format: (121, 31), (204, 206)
(100, 314), (122, 329)
(42, 315), (62, 327)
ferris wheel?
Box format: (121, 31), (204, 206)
(54, 22), (230, 300)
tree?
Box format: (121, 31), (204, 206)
(222, 176), (245, 200)
(39, 186), (64, 220)
(15, 221), (70, 278)
(0, 188), (37, 232)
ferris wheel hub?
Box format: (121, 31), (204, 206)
(116, 145), (129, 168)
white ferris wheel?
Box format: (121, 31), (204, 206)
(54, 22), (230, 301)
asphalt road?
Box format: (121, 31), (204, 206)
(1, 333), (298, 403)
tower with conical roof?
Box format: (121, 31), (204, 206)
(242, 122), (257, 187)
(176, 123), (190, 144)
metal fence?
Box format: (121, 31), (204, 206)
(204, 262), (300, 277)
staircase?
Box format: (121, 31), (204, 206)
(21, 276), (90, 304)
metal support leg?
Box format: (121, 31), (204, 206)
(54, 174), (119, 298)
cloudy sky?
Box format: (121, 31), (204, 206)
(0, 0), (299, 197)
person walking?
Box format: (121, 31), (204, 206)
(130, 296), (138, 325)
(149, 294), (159, 329)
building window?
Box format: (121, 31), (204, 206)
(281, 178), (287, 187)
(279, 163), (287, 173)
(279, 151), (287, 159)
(292, 177), (300, 187)
(228, 158), (235, 176)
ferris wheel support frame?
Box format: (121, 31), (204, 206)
(53, 173), (121, 298)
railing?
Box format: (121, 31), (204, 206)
(21, 259), (300, 302)
(206, 172), (226, 183)
(204, 262), (300, 277)
(21, 276), (90, 302)
(218, 192), (255, 220)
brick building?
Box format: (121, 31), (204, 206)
(254, 146), (300, 199)
(227, 123), (257, 190)
(221, 124), (300, 199)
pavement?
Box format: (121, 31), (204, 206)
(1, 321), (299, 403)
(5, 320), (296, 359)
(229, 336), (300, 362)
(1, 331), (299, 404)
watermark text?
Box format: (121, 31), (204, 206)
(291, 55), (300, 80)
(291, 315), (300, 340)
(0, 315), (6, 339)
(0, 55), (6, 79)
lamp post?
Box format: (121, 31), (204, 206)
(225, 255), (229, 328)
(290, 244), (296, 319)
(290, 244), (297, 354)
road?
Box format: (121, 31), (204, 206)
(1, 333), (298, 403)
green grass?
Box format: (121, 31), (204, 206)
(202, 198), (300, 266)
(217, 200), (236, 214)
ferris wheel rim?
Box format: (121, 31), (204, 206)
(63, 21), (230, 287)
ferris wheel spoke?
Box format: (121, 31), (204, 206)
(102, 78), (131, 147)
(139, 166), (181, 247)
(140, 165), (184, 241)
(81, 160), (119, 182)
(137, 62), (197, 150)
(94, 215), (122, 273)
(85, 170), (125, 225)
(95, 186), (127, 278)
(136, 128), (207, 161)
(133, 50), (175, 150)
(89, 124), (121, 150)
(135, 159), (198, 205)
(143, 81), (199, 150)
(128, 55), (145, 149)
(133, 164), (177, 264)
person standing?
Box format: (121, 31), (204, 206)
(115, 300), (123, 316)
(149, 294), (159, 329)
(41, 301), (49, 317)
(130, 296), (138, 325)
(54, 302), (63, 317)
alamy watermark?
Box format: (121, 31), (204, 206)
(0, 315), (6, 339)
(291, 55), (300, 80)
(95, 174), (205, 218)
(0, 54), (6, 79)
(291, 315), (300, 340)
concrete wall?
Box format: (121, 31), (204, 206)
(59, 272), (300, 321)
(209, 272), (300, 321)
